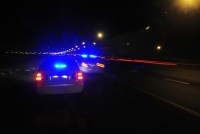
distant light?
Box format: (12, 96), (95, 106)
(89, 55), (97, 58)
(82, 62), (88, 68)
(75, 45), (78, 48)
(78, 48), (80, 50)
(96, 63), (105, 68)
(156, 45), (162, 51)
(174, 0), (200, 13)
(36, 73), (42, 77)
(93, 42), (96, 45)
(83, 46), (86, 48)
(97, 32), (103, 39)
(81, 54), (88, 58)
(52, 75), (59, 78)
(82, 42), (85, 45)
(62, 75), (68, 79)
(146, 26), (151, 30)
(36, 77), (42, 81)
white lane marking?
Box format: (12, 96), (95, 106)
(104, 74), (200, 118)
(165, 78), (190, 85)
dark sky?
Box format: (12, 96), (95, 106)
(1, 0), (158, 51)
(1, 0), (200, 55)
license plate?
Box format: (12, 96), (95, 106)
(49, 76), (71, 80)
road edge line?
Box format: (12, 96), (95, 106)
(104, 74), (200, 118)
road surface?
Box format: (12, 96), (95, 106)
(0, 56), (199, 134)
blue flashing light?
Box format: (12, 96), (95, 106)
(54, 63), (67, 69)
(89, 55), (97, 58)
(81, 54), (88, 58)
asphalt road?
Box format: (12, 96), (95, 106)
(105, 61), (200, 114)
(0, 56), (200, 134)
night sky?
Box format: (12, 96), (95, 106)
(1, 0), (158, 51)
(1, 0), (200, 57)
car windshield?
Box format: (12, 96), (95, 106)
(0, 0), (200, 133)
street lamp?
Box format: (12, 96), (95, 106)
(97, 32), (103, 39)
(174, 0), (200, 13)
(156, 45), (162, 51)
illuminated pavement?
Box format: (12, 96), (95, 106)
(105, 60), (200, 115)
(0, 56), (200, 134)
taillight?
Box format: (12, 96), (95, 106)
(77, 72), (83, 80)
(82, 62), (88, 68)
(35, 72), (42, 81)
(96, 63), (105, 68)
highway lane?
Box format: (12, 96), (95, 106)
(0, 56), (200, 133)
(0, 74), (200, 134)
(105, 61), (200, 116)
(144, 65), (200, 87)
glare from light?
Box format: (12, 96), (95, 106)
(82, 42), (85, 45)
(75, 45), (78, 48)
(93, 42), (96, 45)
(36, 73), (42, 77)
(89, 55), (97, 58)
(81, 54), (88, 58)
(54, 63), (67, 69)
(146, 26), (151, 30)
(82, 62), (88, 68)
(78, 73), (82, 76)
(36, 77), (42, 81)
(156, 45), (162, 51)
(96, 63), (105, 68)
(97, 32), (103, 39)
(52, 75), (59, 78)
(62, 75), (68, 78)
(78, 76), (83, 80)
(174, 0), (200, 13)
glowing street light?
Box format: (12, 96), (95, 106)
(82, 42), (85, 45)
(75, 45), (78, 48)
(156, 45), (162, 51)
(97, 32), (103, 39)
(93, 42), (96, 45)
(173, 0), (200, 13)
